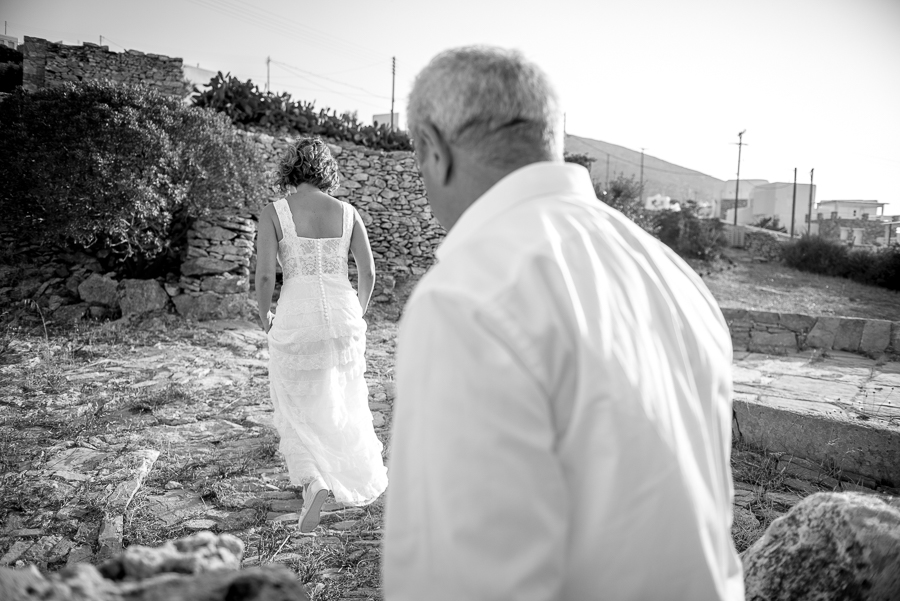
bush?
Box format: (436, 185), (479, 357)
(193, 73), (412, 151)
(0, 46), (23, 93)
(654, 201), (724, 261)
(781, 235), (849, 276)
(0, 81), (267, 276)
(596, 175), (656, 233)
(564, 152), (596, 171)
(782, 235), (900, 291)
(752, 216), (787, 233)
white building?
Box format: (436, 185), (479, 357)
(719, 179), (768, 224)
(373, 112), (401, 131)
(815, 200), (887, 220)
(0, 35), (17, 50)
(750, 182), (816, 235)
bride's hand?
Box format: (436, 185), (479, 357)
(262, 310), (275, 333)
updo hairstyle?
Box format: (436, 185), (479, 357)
(277, 137), (340, 194)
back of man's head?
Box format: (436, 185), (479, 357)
(407, 46), (563, 169)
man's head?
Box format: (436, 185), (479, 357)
(407, 46), (563, 228)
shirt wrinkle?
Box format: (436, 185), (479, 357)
(384, 161), (744, 601)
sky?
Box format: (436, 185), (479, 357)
(4, 0), (900, 215)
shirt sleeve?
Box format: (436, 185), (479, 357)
(384, 287), (567, 601)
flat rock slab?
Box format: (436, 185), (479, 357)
(733, 351), (900, 487)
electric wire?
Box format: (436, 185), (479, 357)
(217, 0), (391, 60)
(270, 59), (390, 100)
(184, 0), (389, 64)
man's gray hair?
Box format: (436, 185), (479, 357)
(407, 46), (563, 167)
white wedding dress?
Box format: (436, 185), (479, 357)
(267, 197), (387, 505)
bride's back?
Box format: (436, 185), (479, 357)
(281, 190), (345, 240)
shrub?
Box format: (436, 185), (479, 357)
(596, 175), (656, 234)
(0, 46), (23, 93)
(752, 216), (787, 233)
(564, 152), (596, 171)
(782, 236), (900, 291)
(654, 201), (724, 261)
(781, 235), (849, 276)
(192, 72), (412, 151)
(0, 81), (267, 276)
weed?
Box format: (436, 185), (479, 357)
(127, 384), (189, 414)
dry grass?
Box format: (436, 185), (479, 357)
(695, 248), (900, 321)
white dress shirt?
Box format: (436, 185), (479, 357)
(384, 162), (744, 601)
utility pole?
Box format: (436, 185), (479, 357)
(807, 168), (815, 235)
(605, 154), (610, 191)
(266, 56), (270, 94)
(390, 57), (396, 132)
(790, 167), (797, 238)
(639, 148), (645, 203)
(5, 21), (7, 35)
(732, 130), (747, 227)
(100, 35), (103, 45)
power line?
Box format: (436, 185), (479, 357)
(220, 0), (391, 60)
(271, 62), (386, 110)
(184, 0), (389, 64)
(270, 59), (390, 100)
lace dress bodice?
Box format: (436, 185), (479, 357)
(274, 198), (354, 281)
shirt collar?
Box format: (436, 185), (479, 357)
(435, 161), (596, 261)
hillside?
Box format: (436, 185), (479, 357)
(565, 134), (726, 204)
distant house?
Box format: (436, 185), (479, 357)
(751, 182), (815, 235)
(719, 179), (770, 224)
(815, 200), (886, 221)
(182, 64), (218, 92)
(373, 112), (402, 131)
(645, 193), (674, 211)
(812, 200), (894, 246)
(0, 35), (16, 50)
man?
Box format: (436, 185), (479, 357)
(383, 46), (744, 600)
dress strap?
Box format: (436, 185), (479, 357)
(273, 198), (295, 240)
(341, 202), (354, 250)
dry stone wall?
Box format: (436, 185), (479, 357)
(722, 308), (900, 358)
(239, 130), (444, 278)
(173, 214), (256, 321)
(21, 36), (189, 96)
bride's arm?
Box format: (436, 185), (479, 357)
(349, 209), (375, 315)
(255, 204), (278, 331)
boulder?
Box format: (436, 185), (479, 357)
(118, 279), (170, 316)
(77, 274), (118, 307)
(52, 303), (88, 325)
(200, 275), (248, 295)
(173, 292), (247, 321)
(0, 532), (309, 601)
(742, 492), (900, 600)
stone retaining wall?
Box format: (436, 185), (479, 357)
(239, 130), (443, 279)
(20, 36), (189, 96)
(743, 229), (786, 261)
(722, 308), (900, 358)
(173, 213), (256, 321)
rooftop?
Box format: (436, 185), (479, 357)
(817, 199), (886, 206)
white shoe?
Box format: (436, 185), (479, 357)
(299, 479), (329, 533)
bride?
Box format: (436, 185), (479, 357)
(255, 136), (388, 532)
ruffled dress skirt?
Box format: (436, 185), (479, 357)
(267, 274), (388, 505)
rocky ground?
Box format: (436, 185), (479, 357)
(0, 309), (877, 600)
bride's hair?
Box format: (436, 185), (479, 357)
(278, 137), (340, 194)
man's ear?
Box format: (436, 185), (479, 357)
(417, 122), (453, 186)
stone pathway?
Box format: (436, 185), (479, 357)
(0, 314), (395, 598)
(0, 314), (896, 599)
